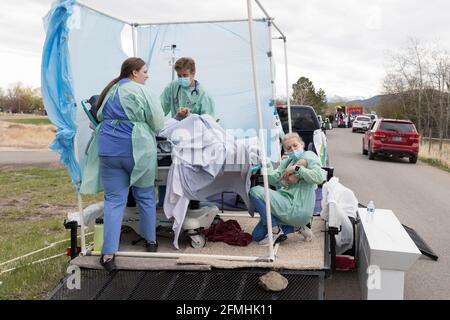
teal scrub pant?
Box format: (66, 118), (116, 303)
(100, 156), (156, 254)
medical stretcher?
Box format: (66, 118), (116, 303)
(81, 97), (220, 248)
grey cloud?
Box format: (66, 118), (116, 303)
(1, 0), (449, 97)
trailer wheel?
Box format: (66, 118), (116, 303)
(190, 234), (206, 248)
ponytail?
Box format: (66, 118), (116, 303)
(96, 77), (120, 113)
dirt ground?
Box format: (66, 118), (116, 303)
(0, 120), (55, 149)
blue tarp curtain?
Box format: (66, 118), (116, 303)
(41, 0), (81, 188)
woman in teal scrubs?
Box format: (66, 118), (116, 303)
(250, 133), (327, 246)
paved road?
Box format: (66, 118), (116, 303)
(0, 149), (61, 169)
(326, 127), (450, 299)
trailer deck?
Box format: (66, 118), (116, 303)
(49, 214), (330, 300)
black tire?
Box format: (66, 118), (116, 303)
(409, 156), (418, 164)
(368, 143), (376, 160)
(362, 142), (368, 155)
(352, 128), (356, 133)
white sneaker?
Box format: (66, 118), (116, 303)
(258, 229), (287, 246)
(299, 226), (313, 242)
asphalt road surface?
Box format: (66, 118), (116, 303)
(0, 149), (60, 169)
(326, 127), (450, 300)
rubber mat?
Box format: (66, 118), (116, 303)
(49, 268), (325, 300)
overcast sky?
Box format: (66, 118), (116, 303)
(0, 0), (449, 100)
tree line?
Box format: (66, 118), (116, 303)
(0, 83), (45, 114)
(290, 76), (328, 115)
(379, 39), (450, 143)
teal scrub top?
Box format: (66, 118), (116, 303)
(160, 80), (215, 118)
(249, 151), (327, 227)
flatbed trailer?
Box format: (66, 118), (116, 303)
(49, 213), (336, 300)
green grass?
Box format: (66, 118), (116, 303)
(419, 157), (450, 173)
(4, 118), (52, 126)
(0, 168), (102, 300)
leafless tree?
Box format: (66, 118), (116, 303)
(382, 40), (449, 144)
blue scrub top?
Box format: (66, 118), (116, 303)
(98, 79), (134, 157)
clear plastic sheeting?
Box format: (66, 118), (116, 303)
(137, 19), (281, 159)
(137, 21), (268, 125)
(43, 1), (283, 184)
(67, 4), (130, 165)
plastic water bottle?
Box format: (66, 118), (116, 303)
(93, 218), (104, 252)
(367, 201), (375, 223)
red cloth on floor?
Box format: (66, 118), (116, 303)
(203, 219), (252, 246)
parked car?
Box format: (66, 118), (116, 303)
(352, 115), (372, 133)
(362, 118), (420, 163)
(278, 105), (328, 166)
(364, 113), (378, 123)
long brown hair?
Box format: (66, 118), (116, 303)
(96, 57), (146, 112)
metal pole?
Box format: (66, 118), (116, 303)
(138, 18), (263, 26)
(171, 45), (177, 81)
(267, 20), (277, 114)
(131, 24), (138, 57)
(247, 0), (275, 260)
(253, 0), (285, 37)
(267, 20), (282, 161)
(73, 138), (86, 255)
(283, 37), (292, 133)
(271, 21), (285, 38)
(76, 1), (132, 25)
(90, 251), (272, 262)
(76, 193), (86, 255)
(254, 0), (272, 20)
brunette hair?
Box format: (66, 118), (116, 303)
(174, 57), (196, 73)
(96, 57), (146, 111)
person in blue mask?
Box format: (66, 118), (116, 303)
(249, 132), (327, 246)
(159, 57), (215, 210)
(160, 57), (215, 120)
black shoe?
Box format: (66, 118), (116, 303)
(146, 240), (158, 252)
(100, 255), (117, 273)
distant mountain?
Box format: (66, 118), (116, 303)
(327, 95), (365, 103)
(346, 95), (385, 109)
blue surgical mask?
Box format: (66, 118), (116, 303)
(178, 77), (191, 88)
(289, 148), (304, 161)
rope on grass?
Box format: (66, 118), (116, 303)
(0, 232), (94, 267)
(0, 253), (66, 276)
(0, 242), (94, 277)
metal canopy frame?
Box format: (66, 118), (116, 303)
(74, 0), (293, 263)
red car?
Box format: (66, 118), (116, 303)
(362, 118), (420, 163)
